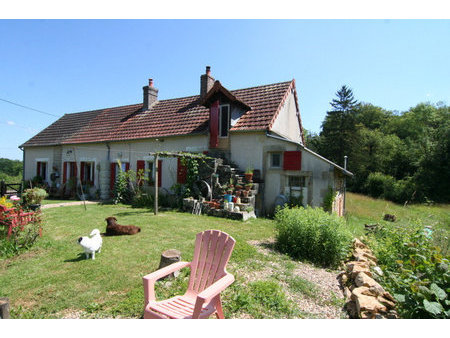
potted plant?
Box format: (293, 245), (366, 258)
(235, 184), (243, 191)
(242, 190), (249, 198)
(244, 167), (253, 182)
(245, 183), (253, 191)
(22, 187), (48, 211)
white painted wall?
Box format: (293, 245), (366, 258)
(270, 90), (302, 144)
(23, 146), (54, 184)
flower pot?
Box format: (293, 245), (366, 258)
(242, 191), (249, 198)
(245, 185), (252, 191)
(244, 173), (253, 182)
(29, 204), (41, 211)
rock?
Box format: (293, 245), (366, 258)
(360, 311), (375, 319)
(346, 261), (370, 272)
(354, 248), (378, 264)
(382, 292), (396, 303)
(353, 289), (387, 313)
(383, 214), (396, 222)
(377, 296), (396, 310)
(343, 287), (352, 300)
(353, 238), (367, 249)
(345, 301), (359, 319)
(373, 266), (384, 276)
(386, 310), (399, 319)
(350, 265), (373, 278)
(338, 272), (348, 285)
(355, 272), (383, 290)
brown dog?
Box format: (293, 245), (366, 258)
(105, 216), (141, 236)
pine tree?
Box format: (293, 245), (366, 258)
(319, 85), (358, 167)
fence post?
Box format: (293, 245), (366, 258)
(0, 181), (6, 197)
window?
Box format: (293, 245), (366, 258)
(37, 161), (47, 181)
(289, 176), (305, 189)
(219, 104), (230, 137)
(81, 161), (95, 185)
(285, 175), (307, 202)
(270, 153), (282, 168)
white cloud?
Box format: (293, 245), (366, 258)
(7, 120), (15, 125)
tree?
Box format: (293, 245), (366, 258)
(318, 85), (358, 167)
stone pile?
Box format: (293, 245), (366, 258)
(339, 238), (398, 319)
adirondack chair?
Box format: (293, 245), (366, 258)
(143, 229), (236, 319)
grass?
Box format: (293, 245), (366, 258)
(345, 192), (450, 237)
(0, 203), (290, 318)
(2, 193), (448, 318)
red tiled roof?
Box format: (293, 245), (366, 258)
(21, 80), (295, 147)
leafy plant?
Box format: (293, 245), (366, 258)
(367, 221), (450, 318)
(322, 186), (335, 212)
(22, 188), (48, 206)
(274, 206), (352, 267)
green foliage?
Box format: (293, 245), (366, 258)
(0, 158), (22, 182)
(225, 280), (299, 318)
(365, 172), (415, 204)
(367, 222), (450, 318)
(0, 213), (43, 258)
(274, 206), (352, 267)
(322, 186), (335, 212)
(112, 166), (135, 204)
(22, 188), (48, 206)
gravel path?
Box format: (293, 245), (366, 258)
(245, 239), (347, 319)
(41, 201), (99, 209)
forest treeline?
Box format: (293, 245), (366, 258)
(306, 86), (450, 204)
(0, 158), (23, 183)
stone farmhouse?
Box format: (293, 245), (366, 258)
(20, 66), (352, 215)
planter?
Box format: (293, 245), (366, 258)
(29, 204), (41, 211)
(242, 191), (249, 198)
(245, 184), (252, 191)
(244, 173), (253, 182)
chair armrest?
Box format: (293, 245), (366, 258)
(192, 273), (234, 318)
(143, 261), (191, 303)
(197, 273), (235, 303)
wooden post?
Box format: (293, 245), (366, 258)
(154, 153), (159, 215)
(0, 298), (10, 319)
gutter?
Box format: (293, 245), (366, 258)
(19, 145), (25, 194)
(265, 131), (353, 177)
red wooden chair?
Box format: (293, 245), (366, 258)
(0, 204), (36, 237)
(143, 229), (236, 319)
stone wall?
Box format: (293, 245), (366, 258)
(339, 238), (398, 319)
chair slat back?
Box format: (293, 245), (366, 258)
(188, 230), (235, 294)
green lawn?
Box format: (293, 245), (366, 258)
(1, 194), (448, 318)
(345, 192), (450, 237)
(0, 204), (287, 318)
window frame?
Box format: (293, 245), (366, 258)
(270, 153), (282, 169)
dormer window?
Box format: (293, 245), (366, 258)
(219, 104), (230, 137)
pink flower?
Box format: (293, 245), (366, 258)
(10, 195), (20, 201)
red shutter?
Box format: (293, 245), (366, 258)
(137, 160), (145, 185)
(63, 162), (67, 184)
(37, 162), (41, 177)
(125, 162), (130, 172)
(177, 158), (187, 184)
(80, 162), (85, 183)
(73, 162), (78, 178)
(110, 163), (116, 191)
(283, 151), (302, 171)
(209, 100), (219, 148)
(158, 160), (162, 187)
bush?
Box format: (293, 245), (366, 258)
(365, 172), (416, 204)
(367, 222), (450, 318)
(0, 213), (43, 258)
(22, 188), (47, 206)
(274, 206), (352, 267)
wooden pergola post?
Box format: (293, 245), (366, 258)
(154, 153), (159, 215)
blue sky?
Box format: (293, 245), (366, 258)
(1, 19), (449, 160)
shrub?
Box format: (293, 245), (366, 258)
(367, 222), (450, 318)
(22, 188), (47, 206)
(0, 213), (43, 258)
(274, 206), (352, 267)
(364, 172), (416, 204)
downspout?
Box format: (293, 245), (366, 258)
(343, 155), (348, 216)
(19, 146), (25, 195)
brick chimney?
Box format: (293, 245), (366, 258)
(200, 66), (215, 99)
(143, 78), (158, 110)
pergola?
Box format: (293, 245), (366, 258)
(149, 151), (213, 215)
